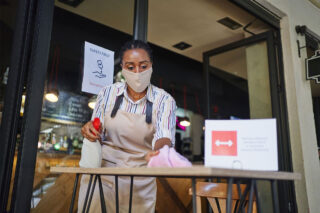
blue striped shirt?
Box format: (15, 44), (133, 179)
(92, 82), (176, 149)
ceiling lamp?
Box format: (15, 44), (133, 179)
(20, 93), (26, 116)
(180, 116), (190, 127)
(45, 89), (59, 103)
(45, 46), (60, 103)
(22, 94), (26, 105)
(180, 85), (191, 127)
(88, 96), (97, 109)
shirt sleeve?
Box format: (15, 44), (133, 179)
(152, 95), (177, 150)
(91, 86), (109, 130)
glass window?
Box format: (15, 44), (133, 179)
(31, 2), (134, 210)
(0, 0), (19, 126)
(209, 41), (272, 119)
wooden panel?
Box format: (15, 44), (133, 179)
(156, 178), (206, 213)
(30, 176), (196, 213)
(7, 153), (79, 211)
(51, 166), (301, 180)
(31, 173), (79, 213)
(157, 178), (189, 212)
(190, 182), (257, 213)
(207, 198), (257, 213)
(189, 182), (255, 200)
(156, 178), (191, 213)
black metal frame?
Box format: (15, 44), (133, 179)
(229, 0), (281, 29)
(0, 0), (296, 212)
(70, 173), (285, 213)
(203, 31), (296, 212)
(296, 25), (320, 46)
(0, 0), (35, 211)
(12, 0), (55, 212)
(0, 0), (55, 212)
(203, 32), (276, 118)
(133, 0), (148, 42)
(0, 0), (148, 211)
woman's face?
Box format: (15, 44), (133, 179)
(121, 48), (152, 73)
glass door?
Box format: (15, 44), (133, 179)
(0, 0), (19, 212)
(203, 31), (296, 213)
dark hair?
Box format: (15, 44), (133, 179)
(119, 40), (153, 64)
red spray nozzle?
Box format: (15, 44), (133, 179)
(92, 117), (101, 131)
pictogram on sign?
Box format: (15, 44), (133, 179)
(212, 131), (237, 156)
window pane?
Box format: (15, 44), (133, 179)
(209, 41), (272, 119)
(31, 2), (134, 211)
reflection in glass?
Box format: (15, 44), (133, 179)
(209, 41), (271, 120)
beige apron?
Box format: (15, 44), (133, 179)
(78, 108), (156, 213)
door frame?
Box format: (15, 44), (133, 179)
(203, 31), (296, 212)
(0, 0), (149, 212)
(0, 0), (294, 212)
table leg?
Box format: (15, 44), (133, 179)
(233, 180), (242, 213)
(271, 180), (280, 213)
(82, 175), (93, 213)
(98, 175), (107, 213)
(253, 180), (261, 213)
(86, 175), (98, 213)
(247, 180), (254, 213)
(69, 173), (79, 213)
(115, 175), (119, 213)
(128, 176), (134, 213)
(226, 178), (233, 213)
(192, 178), (197, 213)
(236, 182), (250, 213)
(208, 178), (214, 213)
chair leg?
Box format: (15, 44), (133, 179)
(207, 198), (219, 213)
(196, 196), (202, 213)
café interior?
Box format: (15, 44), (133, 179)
(1, 0), (307, 212)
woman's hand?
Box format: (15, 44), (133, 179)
(145, 150), (160, 162)
(81, 121), (101, 142)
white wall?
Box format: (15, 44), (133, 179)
(260, 0), (320, 212)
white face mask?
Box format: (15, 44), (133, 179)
(122, 67), (153, 92)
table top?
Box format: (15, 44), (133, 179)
(50, 166), (301, 181)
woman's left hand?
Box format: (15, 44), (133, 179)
(145, 150), (160, 162)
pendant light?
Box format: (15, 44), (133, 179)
(180, 85), (191, 127)
(20, 91), (26, 116)
(45, 46), (60, 102)
(45, 88), (59, 103)
(180, 116), (190, 127)
(88, 95), (97, 109)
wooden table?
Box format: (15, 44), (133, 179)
(50, 166), (301, 213)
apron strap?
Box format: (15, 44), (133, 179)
(111, 95), (124, 118)
(111, 94), (153, 124)
(146, 100), (153, 124)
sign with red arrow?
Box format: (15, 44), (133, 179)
(205, 119), (278, 171)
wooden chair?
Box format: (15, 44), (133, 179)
(189, 182), (257, 213)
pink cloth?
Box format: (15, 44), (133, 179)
(147, 145), (192, 168)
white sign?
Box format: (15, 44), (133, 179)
(82, 41), (114, 95)
(205, 119), (278, 171)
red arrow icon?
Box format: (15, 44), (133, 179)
(212, 131), (237, 156)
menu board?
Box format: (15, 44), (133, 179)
(42, 91), (92, 125)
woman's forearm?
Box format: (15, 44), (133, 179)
(154, 138), (172, 150)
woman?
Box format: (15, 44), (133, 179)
(78, 40), (176, 213)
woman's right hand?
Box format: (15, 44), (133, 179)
(81, 121), (101, 142)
